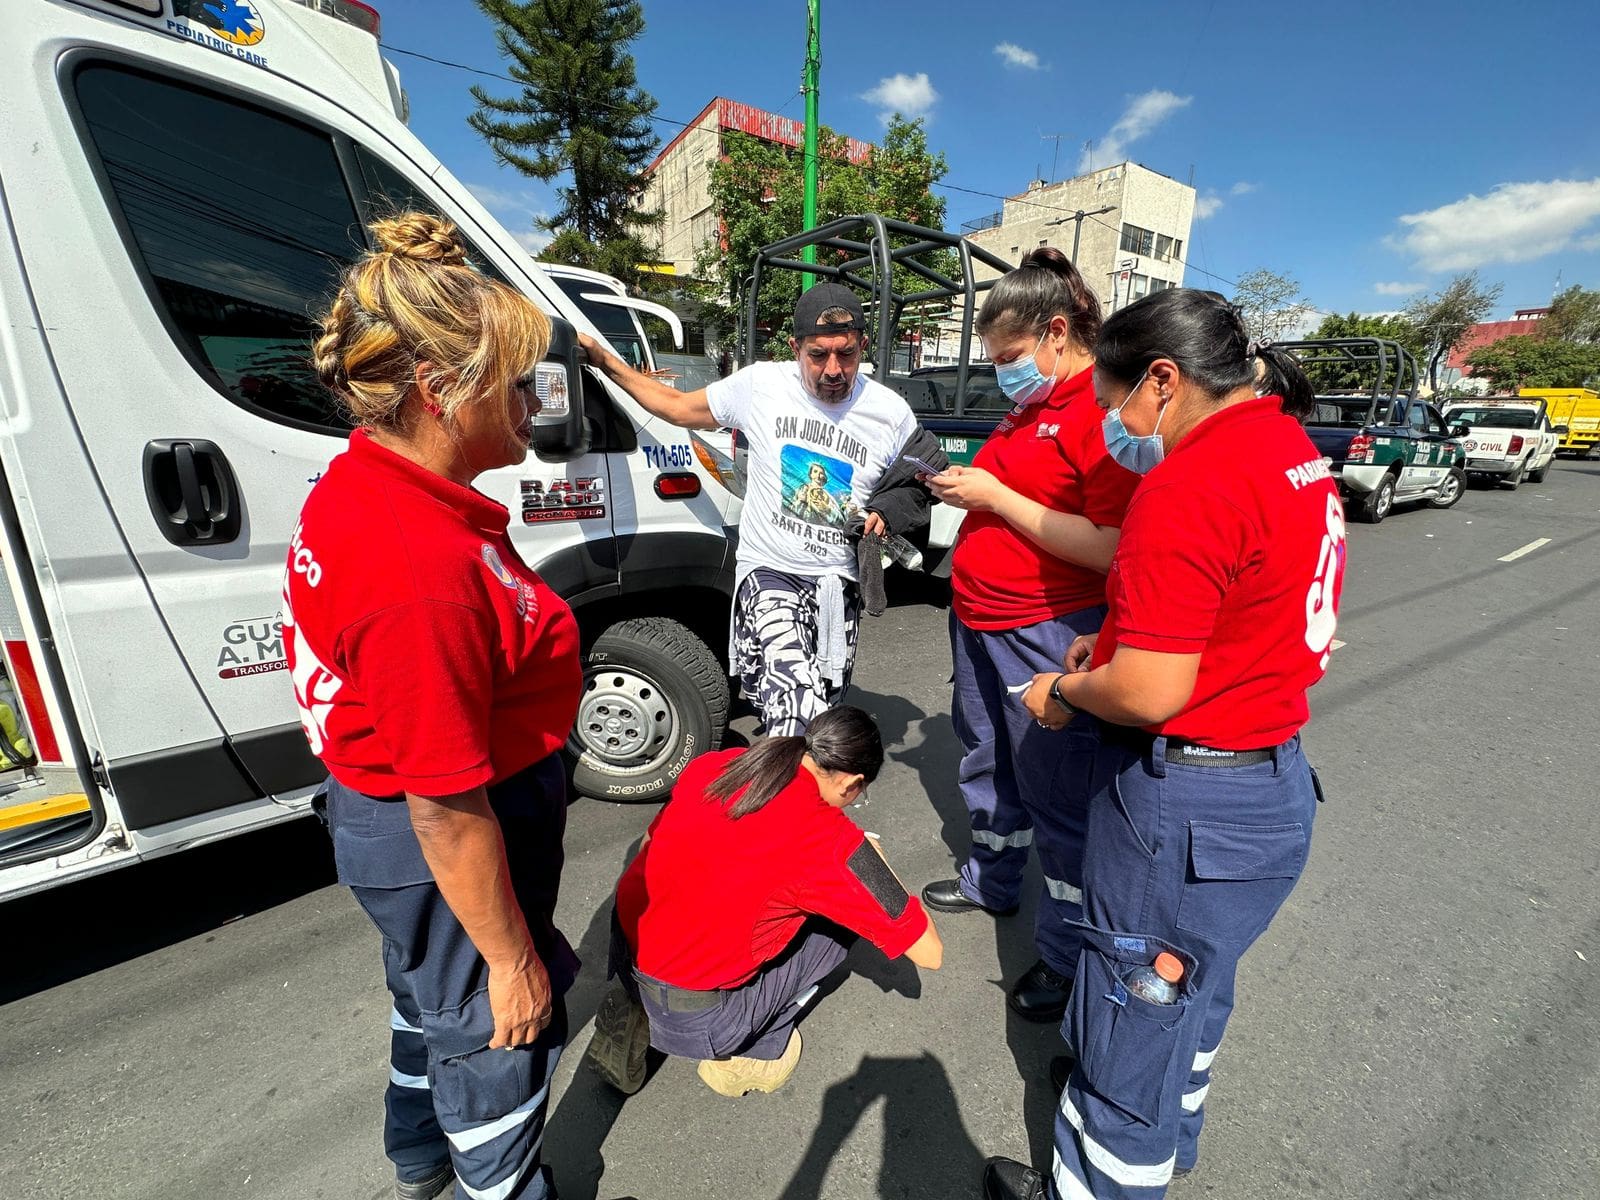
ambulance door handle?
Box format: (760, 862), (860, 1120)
(142, 439), (244, 546)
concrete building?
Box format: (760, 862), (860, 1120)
(962, 162), (1197, 314)
(639, 97), (872, 279)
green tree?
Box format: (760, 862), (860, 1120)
(1300, 311), (1427, 391)
(1231, 269), (1310, 342)
(1544, 284), (1600, 344)
(695, 115), (951, 360)
(1404, 271), (1502, 390)
(468, 0), (660, 286)
(1463, 335), (1600, 391)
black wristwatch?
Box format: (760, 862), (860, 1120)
(1049, 674), (1074, 714)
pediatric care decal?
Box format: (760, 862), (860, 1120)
(521, 477), (606, 524)
(168, 0), (270, 67)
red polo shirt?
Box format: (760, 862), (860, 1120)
(1092, 397), (1347, 749)
(283, 430), (582, 796)
(615, 749), (930, 990)
(951, 367), (1140, 629)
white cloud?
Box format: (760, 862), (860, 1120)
(1194, 192), (1223, 219)
(513, 229), (554, 255)
(466, 178), (552, 257)
(861, 72), (939, 124)
(1230, 180), (1258, 196)
(994, 42), (1041, 70)
(1389, 178), (1600, 269)
(1373, 280), (1423, 296)
(1078, 90), (1192, 172)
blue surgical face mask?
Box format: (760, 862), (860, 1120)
(1101, 369), (1167, 474)
(993, 332), (1057, 406)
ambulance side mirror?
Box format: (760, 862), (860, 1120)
(532, 316), (591, 463)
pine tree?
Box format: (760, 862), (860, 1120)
(469, 0), (660, 285)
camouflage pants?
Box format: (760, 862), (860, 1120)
(732, 568), (861, 737)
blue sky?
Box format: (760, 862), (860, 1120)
(373, 0), (1600, 322)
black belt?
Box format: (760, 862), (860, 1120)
(632, 972), (722, 1012)
(1098, 722), (1276, 767)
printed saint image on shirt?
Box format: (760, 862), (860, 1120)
(780, 445), (859, 530)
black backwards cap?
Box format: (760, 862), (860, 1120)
(792, 283), (866, 337)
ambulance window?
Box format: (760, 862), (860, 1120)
(73, 65), (361, 433)
(353, 148), (510, 285)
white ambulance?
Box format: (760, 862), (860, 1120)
(0, 0), (744, 902)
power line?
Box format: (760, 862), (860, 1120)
(381, 41), (1340, 318)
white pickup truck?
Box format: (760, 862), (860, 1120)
(1442, 398), (1561, 488)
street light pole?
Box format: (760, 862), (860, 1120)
(1046, 204), (1117, 265)
(800, 0), (821, 289)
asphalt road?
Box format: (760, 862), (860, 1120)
(6, 460), (1599, 1200)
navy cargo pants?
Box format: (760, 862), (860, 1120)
(327, 756), (580, 1200)
(617, 917), (852, 1062)
(1050, 731), (1317, 1200)
(950, 606), (1105, 978)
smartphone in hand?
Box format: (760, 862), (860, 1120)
(902, 454), (945, 475)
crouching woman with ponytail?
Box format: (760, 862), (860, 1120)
(592, 707), (943, 1097)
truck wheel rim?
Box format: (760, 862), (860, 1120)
(574, 668), (678, 769)
(1378, 485), (1393, 515)
(1439, 475), (1460, 502)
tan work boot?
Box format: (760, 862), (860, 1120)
(585, 981), (651, 1094)
(696, 1029), (802, 1096)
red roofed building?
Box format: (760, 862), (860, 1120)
(640, 97), (873, 278)
(1446, 307), (1549, 375)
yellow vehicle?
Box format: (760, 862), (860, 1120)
(1520, 388), (1600, 456)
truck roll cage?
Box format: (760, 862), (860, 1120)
(743, 214), (1015, 418)
(1274, 337), (1422, 419)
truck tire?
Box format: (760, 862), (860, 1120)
(567, 617), (730, 804)
(1530, 457), (1551, 483)
(1503, 458), (1526, 490)
(1357, 474), (1396, 524)
(1429, 468), (1465, 509)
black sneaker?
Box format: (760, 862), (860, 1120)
(395, 1161), (453, 1200)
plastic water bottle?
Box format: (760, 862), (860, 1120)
(1126, 951), (1185, 1004)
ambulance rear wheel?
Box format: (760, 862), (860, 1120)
(568, 617), (730, 804)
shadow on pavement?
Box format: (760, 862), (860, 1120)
(545, 831), (647, 1199)
(778, 1051), (985, 1200)
(4, 815), (336, 1004)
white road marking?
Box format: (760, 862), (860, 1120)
(1498, 538), (1551, 563)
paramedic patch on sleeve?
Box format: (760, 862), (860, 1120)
(846, 840), (910, 919)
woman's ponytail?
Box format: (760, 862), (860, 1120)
(1253, 343), (1316, 422)
(705, 706), (884, 818)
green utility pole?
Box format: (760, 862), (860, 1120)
(801, 0), (820, 286)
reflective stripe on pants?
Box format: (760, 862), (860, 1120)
(1052, 733), (1316, 1199)
(950, 607), (1103, 976)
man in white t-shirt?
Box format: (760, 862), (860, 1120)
(579, 284), (920, 734)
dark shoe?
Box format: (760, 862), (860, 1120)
(1174, 1164), (1196, 1182)
(395, 1161), (453, 1200)
(1008, 959), (1073, 1022)
(982, 1156), (1045, 1200)
(921, 878), (1018, 916)
(1049, 1052), (1074, 1093)
(585, 981), (651, 1094)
